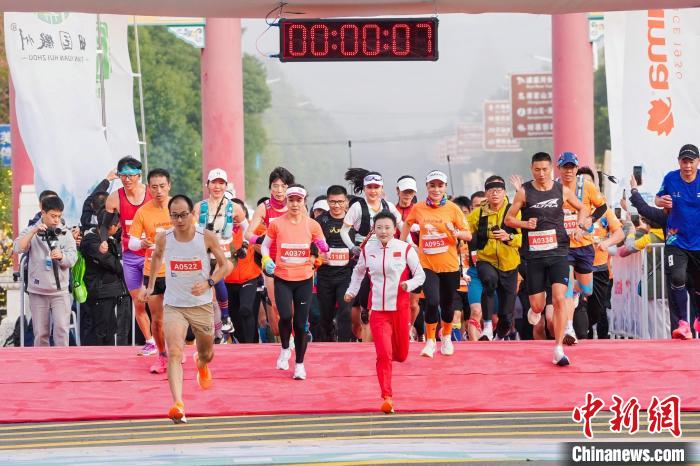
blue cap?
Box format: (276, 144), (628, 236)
(557, 151), (579, 167)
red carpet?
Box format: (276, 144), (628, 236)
(1, 340), (699, 423)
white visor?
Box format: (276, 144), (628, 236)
(363, 174), (384, 186)
(397, 177), (417, 192)
(286, 186), (307, 199)
(426, 170), (448, 184)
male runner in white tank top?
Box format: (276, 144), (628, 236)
(143, 194), (232, 423)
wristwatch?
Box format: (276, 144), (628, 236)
(507, 233), (514, 242)
(207, 278), (216, 288)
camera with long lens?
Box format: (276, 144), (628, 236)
(206, 222), (215, 231)
(36, 226), (66, 241)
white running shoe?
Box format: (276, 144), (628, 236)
(289, 338), (295, 351)
(563, 328), (578, 346)
(276, 347), (291, 370)
(293, 363), (306, 380)
(480, 327), (493, 341)
(440, 336), (454, 356)
(420, 339), (436, 358)
(527, 308), (542, 326)
(553, 346), (570, 366)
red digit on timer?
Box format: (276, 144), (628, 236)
(392, 24), (410, 56)
(310, 24), (329, 56)
(288, 24), (307, 57)
(416, 22), (433, 54)
(361, 24), (381, 56)
(340, 24), (359, 56)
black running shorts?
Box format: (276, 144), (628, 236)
(526, 256), (569, 295)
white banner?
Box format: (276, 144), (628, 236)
(101, 15), (140, 164)
(605, 9), (700, 202)
(5, 13), (138, 225)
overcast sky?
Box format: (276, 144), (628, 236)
(240, 13), (553, 194)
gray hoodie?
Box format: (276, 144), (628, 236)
(15, 225), (77, 296)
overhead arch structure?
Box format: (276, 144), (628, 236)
(0, 0), (699, 16)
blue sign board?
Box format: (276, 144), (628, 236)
(0, 125), (10, 167)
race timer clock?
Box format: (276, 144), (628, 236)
(279, 18), (438, 62)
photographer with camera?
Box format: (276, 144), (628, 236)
(14, 196), (77, 347)
(80, 209), (130, 345)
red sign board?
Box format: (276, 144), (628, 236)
(483, 100), (521, 152)
(510, 73), (553, 139)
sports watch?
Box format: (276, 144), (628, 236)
(207, 278), (216, 288)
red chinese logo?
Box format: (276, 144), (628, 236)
(571, 392), (605, 439)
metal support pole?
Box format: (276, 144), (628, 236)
(446, 154), (455, 196)
(96, 15), (107, 138)
(348, 140), (353, 167)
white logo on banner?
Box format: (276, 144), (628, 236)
(5, 13), (139, 225)
(605, 9), (700, 202)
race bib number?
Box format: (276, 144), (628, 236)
(564, 213), (578, 237)
(124, 219), (133, 236)
(528, 229), (558, 252)
(280, 243), (310, 264)
(169, 257), (205, 288)
(421, 233), (448, 255)
(470, 250), (478, 264)
(328, 247), (350, 267)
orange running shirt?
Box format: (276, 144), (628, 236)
(404, 201), (468, 273)
(225, 227), (261, 284)
(130, 200), (172, 277)
(592, 209), (622, 267)
(563, 179), (606, 249)
(266, 215), (324, 282)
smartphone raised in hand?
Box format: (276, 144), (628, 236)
(633, 166), (643, 186)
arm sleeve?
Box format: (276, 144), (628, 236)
(630, 190), (667, 227)
(340, 223), (355, 249)
(404, 246), (426, 291)
(261, 222), (277, 257)
(128, 236), (142, 251)
(346, 249), (367, 297)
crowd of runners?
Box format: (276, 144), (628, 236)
(15, 146), (700, 420)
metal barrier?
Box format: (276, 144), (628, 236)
(610, 243), (689, 339)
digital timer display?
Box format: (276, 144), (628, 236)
(279, 18), (438, 62)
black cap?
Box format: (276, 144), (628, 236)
(678, 144), (699, 160)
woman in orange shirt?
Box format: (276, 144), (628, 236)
(261, 185), (328, 380)
(401, 170), (472, 358)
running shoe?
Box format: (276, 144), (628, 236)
(293, 363), (306, 380)
(138, 341), (157, 356)
(563, 329), (578, 346)
(193, 352), (213, 390)
(221, 316), (234, 333)
(695, 318), (700, 335)
(553, 346), (570, 366)
(440, 335), (454, 356)
(276, 347), (292, 370)
(150, 353), (168, 374)
(380, 397), (395, 414)
(479, 327), (493, 341)
(527, 308), (542, 326)
(672, 320), (692, 340)
(168, 401), (187, 424)
(420, 339), (436, 358)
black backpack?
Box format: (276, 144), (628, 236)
(356, 198), (390, 237)
(474, 203), (516, 251)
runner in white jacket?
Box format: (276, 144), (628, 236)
(345, 211), (425, 414)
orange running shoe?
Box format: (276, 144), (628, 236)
(380, 397), (394, 414)
(193, 352), (213, 390)
(168, 401), (187, 424)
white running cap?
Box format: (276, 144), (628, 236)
(397, 177), (417, 193)
(207, 168), (228, 183)
(312, 199), (330, 211)
(286, 186), (307, 199)
(426, 170), (448, 184)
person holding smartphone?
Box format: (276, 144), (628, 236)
(466, 175), (522, 340)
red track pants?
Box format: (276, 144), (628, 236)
(369, 305), (410, 399)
